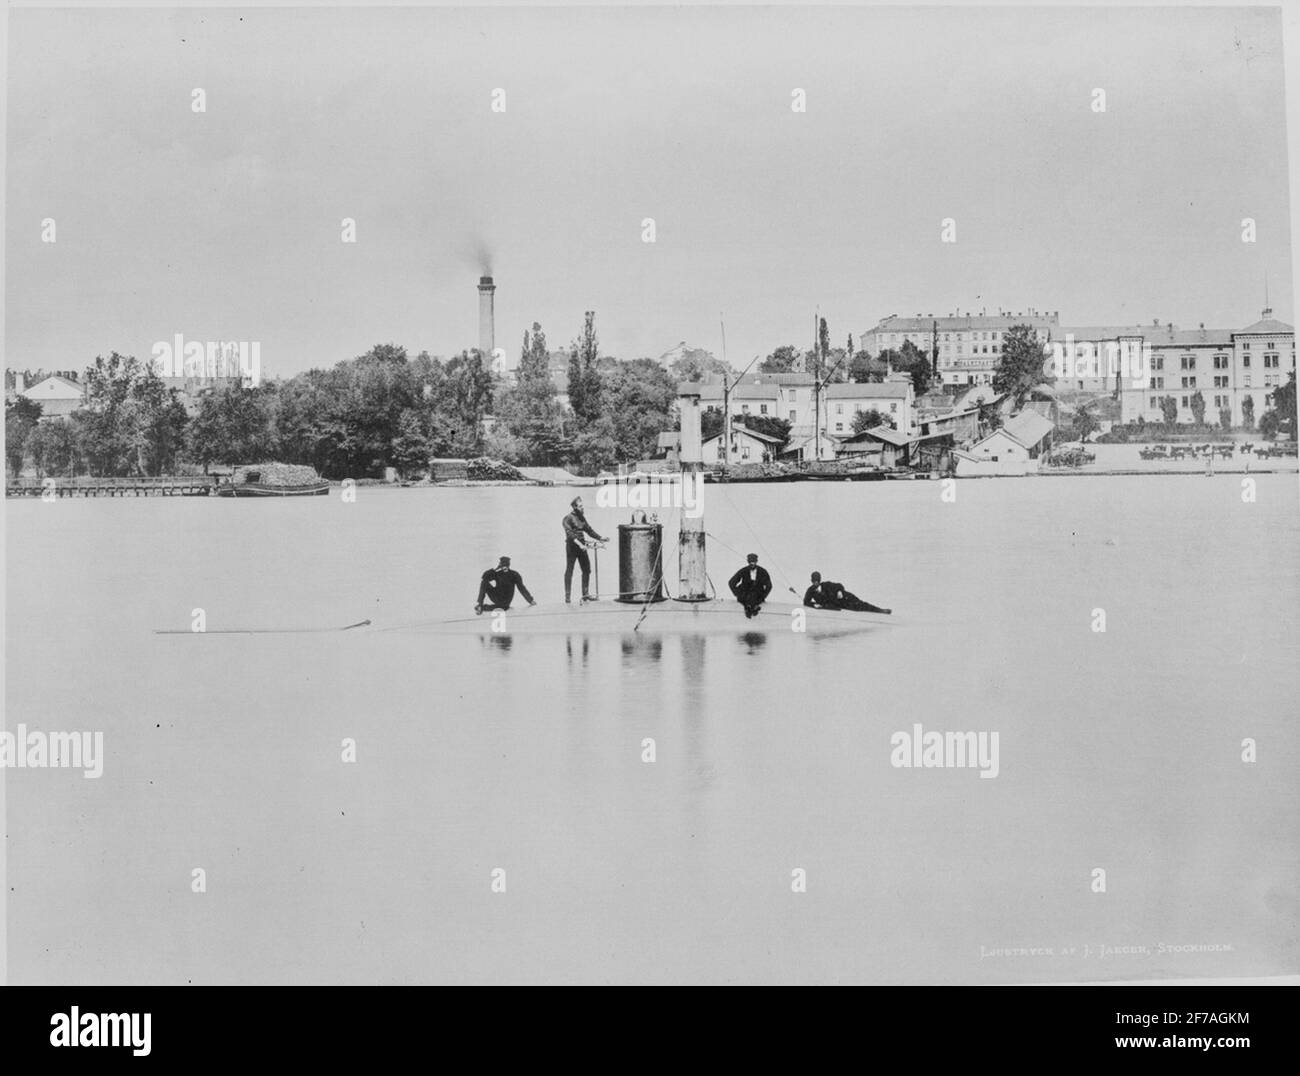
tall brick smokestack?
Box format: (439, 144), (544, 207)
(478, 276), (496, 361)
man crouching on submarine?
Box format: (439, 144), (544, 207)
(728, 553), (773, 619)
(475, 556), (537, 614)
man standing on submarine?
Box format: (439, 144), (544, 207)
(563, 496), (606, 603)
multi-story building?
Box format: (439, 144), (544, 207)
(1232, 311), (1295, 428)
(861, 310), (1059, 387)
(1051, 324), (1154, 392)
(695, 372), (915, 440)
(1118, 309), (1295, 427)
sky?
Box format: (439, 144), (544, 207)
(5, 4), (1294, 380)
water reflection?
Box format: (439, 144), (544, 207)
(619, 633), (663, 665)
(738, 631), (767, 654)
(480, 633), (514, 653)
(565, 633), (589, 668)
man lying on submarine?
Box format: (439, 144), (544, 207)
(802, 571), (891, 615)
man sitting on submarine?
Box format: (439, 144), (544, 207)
(728, 553), (773, 619)
(803, 571), (891, 615)
(475, 556), (537, 614)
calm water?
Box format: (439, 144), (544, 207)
(6, 476), (1299, 983)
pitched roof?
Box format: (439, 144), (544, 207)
(1058, 324), (1235, 346)
(1055, 324), (1157, 341)
(1002, 410), (1055, 448)
(694, 382), (780, 401)
(752, 372), (816, 385)
(20, 374), (84, 400)
(823, 381), (910, 399)
(851, 425), (916, 446)
(868, 313), (1058, 334)
(1237, 317), (1293, 335)
(704, 426), (784, 445)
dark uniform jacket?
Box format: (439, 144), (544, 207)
(803, 581), (845, 609)
(478, 568), (533, 608)
(563, 511), (603, 545)
(729, 564), (773, 602)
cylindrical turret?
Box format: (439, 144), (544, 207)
(616, 512), (666, 603)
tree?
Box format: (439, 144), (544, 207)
(1160, 396), (1179, 428)
(600, 358), (676, 464)
(1259, 408), (1280, 440)
(822, 348), (849, 382)
(187, 382), (278, 470)
(1189, 390), (1206, 427)
(760, 345), (800, 374)
(499, 322), (567, 464)
(894, 340), (934, 397)
(568, 414), (620, 475)
(817, 318), (831, 377)
(735, 413), (791, 446)
(5, 396), (42, 476)
(849, 350), (888, 383)
(27, 419), (78, 478)
(567, 311), (602, 423)
(78, 352), (141, 475)
(1219, 408), (1232, 431)
(992, 324), (1051, 409)
(667, 346), (730, 383)
(1272, 371), (1296, 435)
(391, 409), (432, 477)
(129, 364), (190, 475)
(978, 400), (1003, 434)
(1073, 403), (1099, 443)
(1241, 394), (1255, 429)
(851, 408), (889, 434)
(444, 350), (495, 455)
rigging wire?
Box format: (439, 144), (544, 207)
(708, 481), (800, 596)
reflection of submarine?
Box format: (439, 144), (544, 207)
(405, 388), (893, 639)
(416, 598), (888, 637)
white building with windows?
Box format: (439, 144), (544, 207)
(700, 426), (784, 465)
(695, 373), (915, 438)
(861, 310), (1059, 387)
(1118, 310), (1295, 427)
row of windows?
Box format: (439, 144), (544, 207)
(1147, 392), (1272, 409)
(1147, 353), (1287, 374)
(885, 330), (1004, 344)
(1154, 375), (1254, 389)
(731, 401), (901, 417)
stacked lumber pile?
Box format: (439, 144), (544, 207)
(727, 461), (799, 480)
(466, 457), (527, 481)
(233, 462), (323, 486)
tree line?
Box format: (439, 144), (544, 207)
(4, 315), (684, 479)
(11, 314), (1290, 480)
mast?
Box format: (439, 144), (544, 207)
(720, 314), (729, 468)
(677, 385), (708, 600)
(813, 309), (821, 462)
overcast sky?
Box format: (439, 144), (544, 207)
(6, 5), (1293, 378)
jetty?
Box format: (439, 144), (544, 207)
(6, 476), (218, 497)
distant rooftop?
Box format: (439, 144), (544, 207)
(1238, 317), (1293, 335)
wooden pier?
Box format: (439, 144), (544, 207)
(6, 476), (218, 497)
